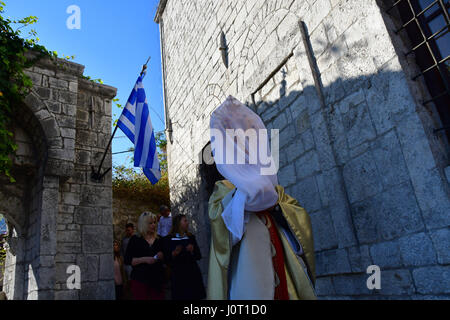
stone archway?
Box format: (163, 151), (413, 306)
(235, 2), (300, 96)
(0, 98), (49, 299)
(0, 56), (117, 300)
(187, 83), (227, 160)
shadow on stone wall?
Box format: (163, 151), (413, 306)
(169, 63), (450, 298)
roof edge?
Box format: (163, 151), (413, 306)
(154, 0), (168, 23)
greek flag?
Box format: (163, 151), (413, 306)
(117, 75), (161, 184)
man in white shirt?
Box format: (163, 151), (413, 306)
(158, 205), (173, 299)
(157, 205), (172, 237)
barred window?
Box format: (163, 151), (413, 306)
(387, 0), (450, 141)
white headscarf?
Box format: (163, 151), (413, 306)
(210, 95), (279, 243)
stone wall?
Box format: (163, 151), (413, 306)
(156, 0), (450, 299)
(0, 54), (117, 300)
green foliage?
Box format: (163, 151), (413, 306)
(155, 131), (167, 172)
(112, 166), (170, 204)
(112, 98), (123, 127)
(114, 129), (167, 171)
(82, 75), (104, 84)
(0, 1), (53, 182)
(112, 132), (169, 203)
(0, 3), (82, 182)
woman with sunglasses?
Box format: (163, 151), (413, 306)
(124, 211), (165, 300)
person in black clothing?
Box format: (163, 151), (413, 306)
(164, 214), (206, 300)
(124, 211), (165, 300)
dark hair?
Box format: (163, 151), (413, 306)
(125, 223), (134, 229)
(169, 214), (192, 237)
(159, 205), (169, 213)
(113, 240), (121, 259)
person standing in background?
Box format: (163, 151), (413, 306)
(113, 240), (127, 300)
(121, 223), (134, 277)
(157, 205), (172, 299)
(125, 212), (165, 300)
(165, 214), (206, 300)
(121, 222), (135, 299)
(157, 205), (172, 237)
(121, 223), (135, 256)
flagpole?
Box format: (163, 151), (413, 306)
(91, 57), (151, 182)
(140, 56), (151, 77)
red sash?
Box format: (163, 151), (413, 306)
(257, 211), (290, 300)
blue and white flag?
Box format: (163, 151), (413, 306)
(117, 75), (161, 184)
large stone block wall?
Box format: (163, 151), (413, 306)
(157, 0), (450, 299)
(0, 55), (117, 300)
(53, 78), (116, 300)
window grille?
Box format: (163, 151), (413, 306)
(386, 0), (450, 139)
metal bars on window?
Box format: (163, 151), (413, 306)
(386, 0), (450, 135)
(386, 0), (450, 104)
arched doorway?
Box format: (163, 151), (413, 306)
(0, 101), (48, 300)
(0, 214), (7, 293)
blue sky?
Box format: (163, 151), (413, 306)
(4, 0), (165, 169)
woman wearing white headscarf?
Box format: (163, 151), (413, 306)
(207, 96), (317, 300)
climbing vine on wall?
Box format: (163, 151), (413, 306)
(0, 2), (100, 182)
(0, 1), (54, 182)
